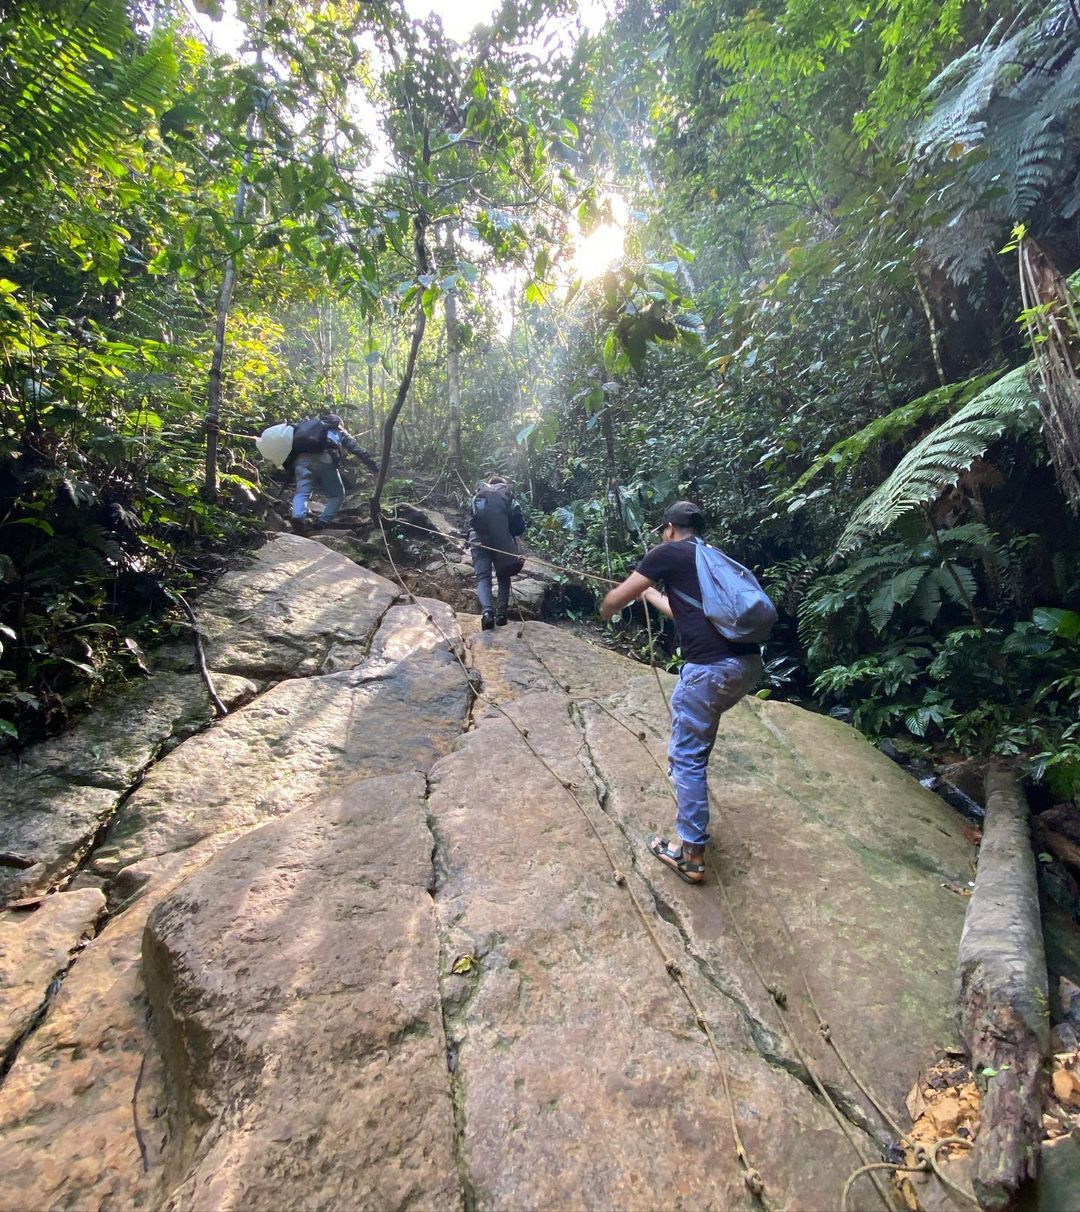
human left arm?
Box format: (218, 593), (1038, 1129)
(642, 585), (673, 619)
(599, 571), (656, 621)
(341, 433), (379, 472)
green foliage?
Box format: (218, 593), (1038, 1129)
(782, 371), (1003, 499)
(0, 0), (177, 195)
(914, 2), (1080, 281)
(833, 367), (1042, 558)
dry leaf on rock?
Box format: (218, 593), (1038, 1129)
(906, 1079), (928, 1122)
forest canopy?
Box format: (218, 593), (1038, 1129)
(2, 0), (1080, 797)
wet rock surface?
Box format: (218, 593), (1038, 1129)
(0, 533), (982, 1211)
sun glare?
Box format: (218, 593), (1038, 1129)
(571, 223), (625, 280)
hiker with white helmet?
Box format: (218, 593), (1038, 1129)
(287, 413), (378, 532)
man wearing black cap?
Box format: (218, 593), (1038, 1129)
(598, 501), (762, 885)
(290, 413), (378, 532)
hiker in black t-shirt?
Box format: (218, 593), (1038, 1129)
(599, 501), (762, 885)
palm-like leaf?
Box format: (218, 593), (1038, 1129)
(782, 371), (1003, 499)
(833, 365), (1041, 559)
(0, 0), (176, 197)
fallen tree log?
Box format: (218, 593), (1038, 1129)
(958, 764), (1049, 1209)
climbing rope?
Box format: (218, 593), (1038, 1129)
(507, 611), (894, 1211)
(374, 512), (976, 1209)
(380, 512), (620, 585)
(374, 516), (772, 1207)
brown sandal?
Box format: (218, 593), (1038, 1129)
(648, 835), (705, 885)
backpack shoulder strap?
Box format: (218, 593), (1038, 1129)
(670, 586), (704, 610)
(669, 537), (709, 610)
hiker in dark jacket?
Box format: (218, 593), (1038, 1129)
(290, 413), (378, 531)
(469, 475), (526, 630)
(599, 501), (763, 886)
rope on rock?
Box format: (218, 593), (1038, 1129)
(374, 517), (773, 1208)
(513, 610), (988, 1211)
(172, 591), (227, 718)
(380, 513), (621, 585)
(510, 609), (896, 1211)
(841, 1161), (929, 1212)
(374, 517), (976, 1210)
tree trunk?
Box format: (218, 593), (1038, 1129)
(958, 764), (1048, 1209)
(915, 274), (946, 388)
(203, 4), (264, 500)
(1019, 239), (1080, 512)
(367, 314), (376, 435)
(369, 210), (430, 522)
(442, 226), (463, 471)
(600, 390), (624, 533)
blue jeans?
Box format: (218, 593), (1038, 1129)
(668, 655), (762, 847)
(292, 454), (345, 522)
(472, 546), (511, 613)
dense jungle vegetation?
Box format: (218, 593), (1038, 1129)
(2, 0), (1080, 799)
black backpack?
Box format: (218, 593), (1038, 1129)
(290, 418), (331, 455)
(472, 482), (525, 575)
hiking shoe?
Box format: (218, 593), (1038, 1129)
(290, 516), (312, 535)
(481, 610), (495, 631)
(648, 835), (705, 885)
(494, 608), (508, 627)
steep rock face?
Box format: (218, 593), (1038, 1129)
(0, 670), (256, 905)
(0, 533), (397, 906)
(97, 599), (466, 874)
(0, 888), (105, 1057)
(469, 624), (972, 1136)
(0, 533), (978, 1212)
(0, 842), (224, 1212)
(429, 683), (854, 1211)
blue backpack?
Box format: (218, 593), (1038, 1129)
(670, 538), (777, 645)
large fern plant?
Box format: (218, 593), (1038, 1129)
(0, 0), (177, 198)
(782, 369), (1004, 500)
(833, 365), (1041, 559)
(914, 1), (1080, 283)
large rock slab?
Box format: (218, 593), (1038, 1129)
(463, 623), (974, 1166)
(0, 670), (256, 906)
(429, 677), (862, 1210)
(0, 888), (106, 1058)
(0, 842), (226, 1212)
(196, 532), (398, 677)
(0, 532), (392, 906)
(97, 599), (468, 876)
(143, 774), (460, 1211)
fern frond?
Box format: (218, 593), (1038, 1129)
(0, 0), (177, 196)
(781, 370), (1004, 498)
(914, 3), (1080, 278)
(836, 548), (910, 590)
(833, 365), (1041, 558)
(868, 566), (928, 632)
